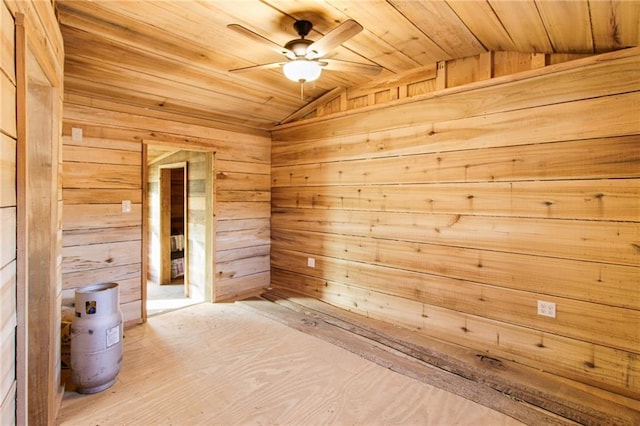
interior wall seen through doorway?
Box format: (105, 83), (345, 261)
(147, 149), (211, 303)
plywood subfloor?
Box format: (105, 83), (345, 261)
(146, 280), (198, 317)
(57, 302), (525, 425)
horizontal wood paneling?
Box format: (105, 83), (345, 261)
(0, 260), (16, 335)
(0, 3), (15, 85)
(62, 134), (141, 151)
(214, 271), (270, 301)
(271, 268), (639, 396)
(121, 300), (141, 326)
(216, 253), (269, 281)
(62, 128), (143, 324)
(63, 99), (271, 311)
(63, 204), (142, 229)
(270, 51), (640, 398)
(272, 228), (639, 310)
(117, 278), (144, 304)
(216, 172), (270, 191)
(215, 159), (270, 175)
(0, 135), (16, 207)
(215, 218), (270, 252)
(214, 156), (271, 301)
(0, 338), (16, 413)
(272, 208), (637, 265)
(61, 240), (141, 274)
(273, 136), (639, 186)
(63, 188), (142, 205)
(63, 263), (141, 290)
(271, 248), (639, 353)
(272, 179), (639, 221)
(0, 72), (16, 138)
(62, 163), (141, 189)
(216, 190), (270, 203)
(63, 144), (141, 165)
(0, 208), (16, 269)
(62, 226), (140, 247)
(216, 244), (270, 263)
(63, 104), (270, 162)
(0, 261), (16, 400)
(273, 50), (640, 144)
(216, 201), (270, 220)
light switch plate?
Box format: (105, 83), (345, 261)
(307, 257), (315, 268)
(122, 200), (132, 213)
(71, 127), (83, 142)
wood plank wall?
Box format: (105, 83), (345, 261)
(3, 1), (65, 424)
(215, 158), (271, 301)
(62, 99), (271, 324)
(0, 3), (18, 423)
(270, 48), (640, 399)
(62, 128), (143, 325)
(283, 51), (589, 124)
(148, 150), (211, 300)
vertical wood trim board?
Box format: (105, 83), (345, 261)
(141, 144), (148, 321)
(270, 50), (640, 399)
(26, 72), (62, 426)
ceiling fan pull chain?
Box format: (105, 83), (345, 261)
(300, 81), (304, 100)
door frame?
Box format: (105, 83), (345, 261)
(159, 162), (188, 292)
(141, 143), (215, 321)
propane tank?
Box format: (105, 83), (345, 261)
(70, 282), (123, 394)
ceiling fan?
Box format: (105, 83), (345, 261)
(227, 19), (382, 95)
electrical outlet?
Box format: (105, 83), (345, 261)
(122, 200), (132, 213)
(307, 257), (315, 268)
(537, 300), (556, 318)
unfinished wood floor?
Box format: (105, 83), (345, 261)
(57, 302), (525, 425)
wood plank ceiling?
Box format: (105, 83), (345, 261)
(56, 0), (639, 133)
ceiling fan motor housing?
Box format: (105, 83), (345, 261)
(284, 38), (313, 57)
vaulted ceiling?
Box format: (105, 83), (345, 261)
(56, 1), (640, 132)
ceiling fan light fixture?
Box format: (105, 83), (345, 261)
(283, 59), (322, 83)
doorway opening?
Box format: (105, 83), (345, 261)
(144, 145), (214, 317)
(160, 163), (188, 289)
(148, 161), (190, 316)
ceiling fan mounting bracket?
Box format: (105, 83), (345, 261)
(293, 20), (313, 38)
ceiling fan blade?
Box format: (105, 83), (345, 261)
(306, 19), (363, 59)
(320, 59), (382, 76)
(227, 24), (294, 58)
(229, 62), (285, 73)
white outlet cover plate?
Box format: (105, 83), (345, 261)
(307, 257), (315, 268)
(537, 300), (556, 318)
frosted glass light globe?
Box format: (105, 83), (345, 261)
(283, 60), (322, 82)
